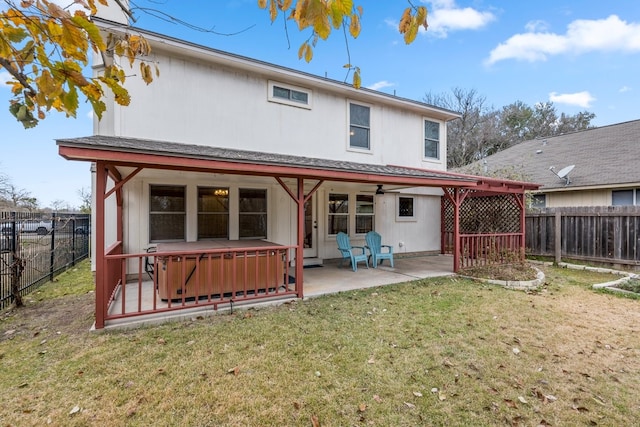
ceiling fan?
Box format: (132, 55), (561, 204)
(365, 184), (401, 195)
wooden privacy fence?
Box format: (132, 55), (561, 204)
(526, 206), (640, 267)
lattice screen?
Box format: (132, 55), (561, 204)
(442, 190), (521, 234)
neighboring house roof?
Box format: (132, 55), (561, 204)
(459, 119), (640, 192)
(56, 135), (537, 192)
(92, 17), (460, 122)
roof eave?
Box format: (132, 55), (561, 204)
(92, 18), (461, 122)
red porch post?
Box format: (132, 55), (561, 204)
(95, 161), (107, 329)
(295, 177), (305, 299)
(452, 188), (461, 273)
(515, 192), (526, 259)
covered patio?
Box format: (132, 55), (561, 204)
(106, 254), (455, 329)
(57, 136), (538, 330)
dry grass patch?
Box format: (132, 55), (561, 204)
(1, 261), (639, 426)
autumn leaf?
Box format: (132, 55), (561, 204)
(311, 414), (320, 427)
(352, 67), (361, 89)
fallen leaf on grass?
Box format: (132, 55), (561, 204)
(227, 366), (240, 376)
(367, 357), (375, 364)
(572, 405), (589, 412)
(404, 402), (416, 409)
(157, 338), (166, 345)
(311, 414), (320, 427)
(518, 396), (528, 404)
(537, 420), (552, 427)
(69, 405), (81, 415)
(413, 391), (423, 397)
(504, 399), (517, 408)
(358, 403), (367, 412)
(438, 392), (447, 401)
(372, 395), (382, 403)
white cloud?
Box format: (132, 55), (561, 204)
(549, 91), (596, 108)
(486, 15), (640, 65)
(425, 0), (496, 38)
(619, 86), (632, 93)
(367, 80), (395, 91)
(524, 20), (549, 33)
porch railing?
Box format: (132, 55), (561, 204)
(459, 233), (524, 268)
(101, 244), (296, 327)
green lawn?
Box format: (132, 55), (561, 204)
(1, 260), (639, 426)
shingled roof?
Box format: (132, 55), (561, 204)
(57, 135), (480, 186)
(460, 119), (640, 191)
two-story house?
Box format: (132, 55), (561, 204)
(56, 6), (537, 329)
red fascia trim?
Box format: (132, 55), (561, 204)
(58, 146), (478, 188)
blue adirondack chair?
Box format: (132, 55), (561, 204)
(336, 232), (369, 272)
(365, 231), (394, 268)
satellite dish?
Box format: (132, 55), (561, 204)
(549, 165), (575, 185)
(557, 165), (575, 178)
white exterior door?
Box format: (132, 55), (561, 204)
(303, 195), (318, 258)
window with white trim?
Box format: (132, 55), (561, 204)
(530, 194), (546, 209)
(268, 81), (312, 109)
(355, 195), (375, 234)
(149, 185), (186, 242)
(612, 189), (637, 206)
(239, 188), (267, 239)
(328, 193), (349, 235)
(328, 193), (375, 235)
(349, 102), (370, 150)
(197, 187), (229, 239)
(424, 119), (440, 159)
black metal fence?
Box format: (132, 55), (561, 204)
(1, 211), (91, 311)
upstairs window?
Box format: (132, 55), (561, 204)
(268, 81), (312, 109)
(424, 119), (440, 159)
(197, 187), (229, 239)
(149, 185), (186, 242)
(349, 103), (370, 150)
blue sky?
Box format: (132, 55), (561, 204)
(1, 0), (639, 208)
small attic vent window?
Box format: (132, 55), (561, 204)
(268, 81), (312, 109)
